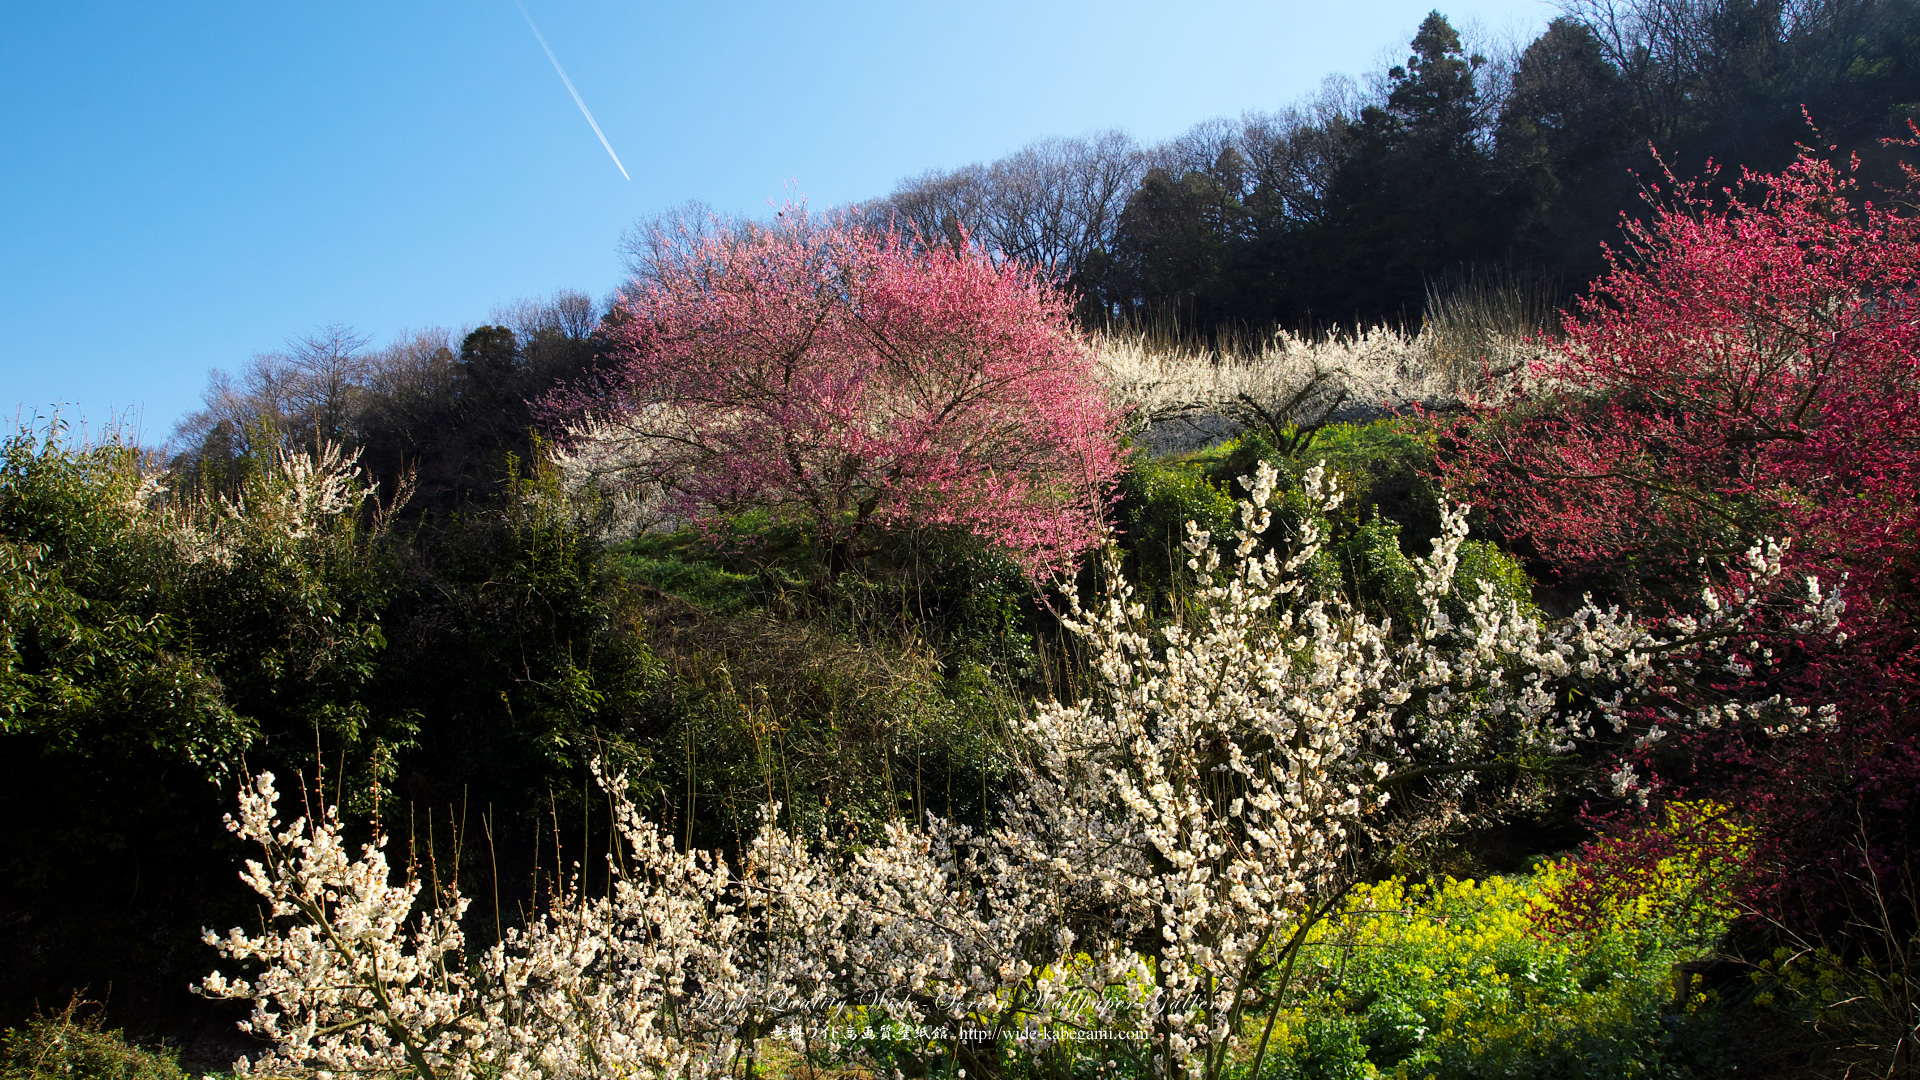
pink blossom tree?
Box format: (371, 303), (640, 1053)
(546, 208), (1125, 579)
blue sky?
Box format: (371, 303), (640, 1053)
(1, 0), (1552, 441)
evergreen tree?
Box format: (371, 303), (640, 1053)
(1497, 18), (1636, 287)
(1312, 12), (1505, 324)
(1099, 150), (1252, 327)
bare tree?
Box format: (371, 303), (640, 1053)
(363, 328), (457, 409)
(881, 163), (991, 251)
(170, 323), (373, 458)
(979, 131), (1145, 272)
(291, 323), (374, 442)
(1237, 80), (1365, 226)
(171, 358), (292, 458)
(1147, 117), (1241, 178)
(1559, 0), (1698, 138)
(877, 131), (1144, 280)
(617, 200), (764, 291)
(490, 290), (601, 343)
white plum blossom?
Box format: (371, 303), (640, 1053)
(204, 461), (1842, 1080)
(200, 772), (478, 1080)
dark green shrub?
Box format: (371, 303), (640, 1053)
(637, 603), (1018, 846)
(1209, 420), (1442, 543)
(1111, 454), (1239, 609)
(1151, 423), (1534, 636)
(1, 426), (399, 1029)
(0, 1002), (186, 1080)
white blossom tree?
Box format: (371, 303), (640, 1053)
(203, 461), (1842, 1080)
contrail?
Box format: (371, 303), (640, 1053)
(514, 0), (630, 180)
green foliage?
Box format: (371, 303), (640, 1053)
(1449, 537), (1535, 618)
(376, 458), (1031, 867)
(1209, 421), (1437, 528)
(383, 454), (661, 774)
(606, 511), (1032, 844)
(1195, 420), (1528, 633)
(176, 316), (613, 518)
(639, 611), (1017, 845)
(1495, 18), (1633, 282)
(614, 532), (763, 616)
(0, 429), (658, 1033)
(0, 424), (411, 1027)
(1337, 515), (1422, 627)
(0, 430), (246, 766)
(611, 483), (1051, 694)
(1099, 153), (1253, 328)
(0, 1002), (186, 1080)
(1736, 902), (1920, 1076)
(1318, 12), (1507, 322)
(866, 532), (1047, 688)
(1112, 453), (1240, 603)
(0, 423), (402, 783)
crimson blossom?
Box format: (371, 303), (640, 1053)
(1446, 130), (1920, 928)
(1447, 134), (1920, 598)
(547, 208), (1124, 579)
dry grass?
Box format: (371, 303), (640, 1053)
(1422, 272), (1560, 390)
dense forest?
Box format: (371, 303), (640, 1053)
(866, 0), (1920, 331)
(4, 0), (1920, 1077)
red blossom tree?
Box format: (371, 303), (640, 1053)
(547, 208), (1124, 579)
(1450, 136), (1920, 593)
(1447, 129), (1920, 929)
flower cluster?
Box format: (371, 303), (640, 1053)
(543, 207), (1125, 578)
(201, 772), (477, 1079)
(163, 440), (383, 567)
(204, 463), (1840, 1080)
(1093, 325), (1521, 455)
(203, 764), (749, 1080)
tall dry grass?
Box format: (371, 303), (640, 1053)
(1422, 271), (1560, 389)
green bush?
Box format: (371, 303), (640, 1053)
(1117, 456), (1239, 559)
(1207, 420), (1440, 540)
(0, 1003), (186, 1080)
(1187, 420), (1534, 636)
(1161, 422), (1534, 635)
(602, 506), (1034, 844)
(1, 425), (402, 1026)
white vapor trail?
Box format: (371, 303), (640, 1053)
(514, 1), (630, 180)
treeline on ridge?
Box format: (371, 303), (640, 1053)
(863, 0), (1920, 331)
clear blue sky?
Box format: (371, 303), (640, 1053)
(1, 0), (1552, 441)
